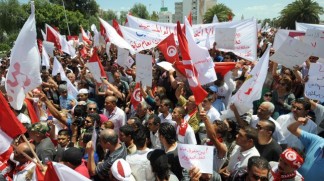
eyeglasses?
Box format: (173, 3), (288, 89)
(252, 173), (268, 181)
(264, 94), (272, 97)
(85, 120), (92, 123)
(88, 108), (96, 111)
(292, 105), (303, 111)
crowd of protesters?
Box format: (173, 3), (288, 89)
(0, 29), (324, 181)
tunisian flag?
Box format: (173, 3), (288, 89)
(5, 2), (42, 110)
(80, 26), (92, 45)
(176, 22), (207, 105)
(130, 82), (142, 110)
(86, 48), (107, 83)
(0, 92), (27, 156)
(157, 33), (179, 64)
(46, 24), (62, 51)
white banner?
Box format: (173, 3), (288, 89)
(273, 29), (305, 51)
(215, 28), (236, 49)
(270, 37), (313, 69)
(127, 15), (257, 61)
(305, 63), (324, 102)
(120, 25), (167, 53)
(296, 22), (324, 32)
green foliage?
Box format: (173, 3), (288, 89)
(150, 11), (159, 21)
(0, 0), (28, 33)
(203, 3), (234, 23)
(0, 43), (10, 52)
(119, 11), (128, 24)
(101, 9), (117, 22)
(49, 0), (99, 18)
(130, 3), (149, 19)
(278, 0), (324, 29)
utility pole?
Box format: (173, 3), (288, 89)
(61, 0), (71, 36)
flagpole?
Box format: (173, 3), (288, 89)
(61, 0), (71, 36)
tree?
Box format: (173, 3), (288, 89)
(119, 11), (128, 24)
(130, 3), (149, 19)
(203, 3), (234, 23)
(49, 0), (99, 18)
(0, 0), (28, 33)
(101, 9), (117, 22)
(150, 11), (159, 21)
(278, 0), (324, 29)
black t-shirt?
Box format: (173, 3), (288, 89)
(166, 147), (183, 180)
(256, 139), (282, 162)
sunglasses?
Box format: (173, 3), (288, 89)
(88, 108), (96, 111)
(85, 120), (92, 123)
(252, 173), (268, 181)
(264, 94), (272, 97)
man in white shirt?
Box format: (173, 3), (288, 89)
(103, 96), (126, 134)
(223, 126), (260, 178)
(158, 98), (176, 127)
(172, 106), (197, 145)
(201, 94), (221, 123)
(126, 128), (155, 181)
(276, 99), (317, 150)
(147, 114), (162, 149)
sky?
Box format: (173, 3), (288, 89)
(19, 0), (324, 21)
(96, 0), (324, 20)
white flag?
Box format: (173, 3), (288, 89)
(184, 17), (217, 85)
(5, 2), (42, 110)
(42, 45), (50, 69)
(99, 18), (136, 55)
(222, 46), (271, 118)
(52, 57), (78, 98)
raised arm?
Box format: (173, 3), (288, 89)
(287, 117), (308, 138)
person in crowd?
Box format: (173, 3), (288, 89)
(86, 129), (127, 180)
(126, 128), (154, 181)
(127, 116), (144, 131)
(77, 88), (94, 105)
(55, 129), (74, 162)
(119, 125), (137, 154)
(201, 93), (221, 123)
(87, 102), (98, 114)
(208, 85), (225, 113)
(250, 102), (285, 144)
(255, 119), (282, 162)
(28, 122), (56, 164)
(58, 84), (76, 111)
(287, 116), (324, 180)
(172, 106), (197, 145)
(158, 122), (183, 180)
(103, 96), (126, 134)
(12, 142), (36, 181)
(269, 147), (304, 181)
(147, 114), (162, 149)
(158, 98), (176, 127)
(272, 77), (295, 119)
(61, 147), (90, 178)
(276, 99), (317, 150)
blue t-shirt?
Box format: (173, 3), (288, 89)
(298, 130), (324, 180)
(59, 95), (76, 110)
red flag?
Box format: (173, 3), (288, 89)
(188, 12), (192, 26)
(100, 22), (109, 43)
(46, 24), (61, 50)
(131, 82), (142, 110)
(37, 39), (43, 55)
(157, 33), (179, 64)
(80, 26), (92, 45)
(176, 22), (207, 105)
(87, 48), (107, 83)
(0, 93), (26, 138)
(112, 19), (124, 38)
(43, 161), (91, 181)
(80, 46), (88, 59)
(44, 162), (60, 181)
(25, 98), (39, 124)
(214, 62), (236, 77)
(67, 35), (79, 41)
(124, 12), (132, 26)
(35, 165), (45, 181)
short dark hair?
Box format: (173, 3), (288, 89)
(58, 129), (70, 137)
(148, 114), (161, 125)
(161, 98), (172, 108)
(87, 113), (100, 124)
(260, 120), (276, 134)
(214, 120), (228, 138)
(294, 99), (311, 111)
(175, 106), (186, 117)
(243, 126), (258, 145)
(247, 156), (270, 172)
(132, 128), (147, 148)
(158, 123), (176, 145)
(225, 52), (237, 61)
(119, 125), (135, 137)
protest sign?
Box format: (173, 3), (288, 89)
(156, 61), (175, 72)
(136, 54), (152, 87)
(270, 37), (312, 69)
(116, 48), (130, 68)
(305, 63), (324, 101)
(304, 29), (324, 58)
(178, 143), (214, 174)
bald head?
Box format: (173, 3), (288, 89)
(14, 142), (35, 163)
(100, 129), (118, 146)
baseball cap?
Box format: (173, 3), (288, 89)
(61, 147), (83, 166)
(28, 122), (50, 135)
(111, 159), (132, 181)
(208, 85), (218, 93)
(78, 88), (89, 94)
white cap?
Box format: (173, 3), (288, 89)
(111, 159), (132, 181)
(78, 88), (89, 94)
